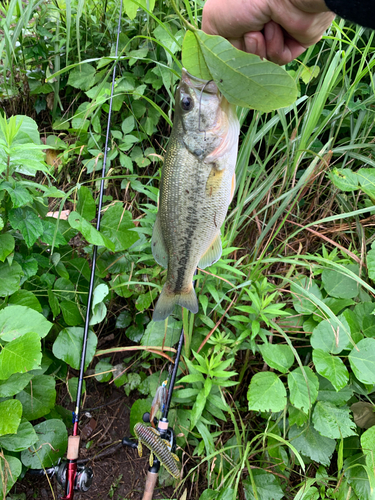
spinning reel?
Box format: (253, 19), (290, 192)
(56, 461), (93, 494)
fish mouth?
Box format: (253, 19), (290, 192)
(181, 68), (218, 94)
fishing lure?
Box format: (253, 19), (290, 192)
(134, 423), (180, 479)
(150, 380), (168, 427)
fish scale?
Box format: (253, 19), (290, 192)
(134, 423), (180, 479)
(152, 69), (239, 321)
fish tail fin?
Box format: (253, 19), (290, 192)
(153, 285), (199, 322)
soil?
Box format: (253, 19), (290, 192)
(13, 381), (177, 500)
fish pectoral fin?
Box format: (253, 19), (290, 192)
(198, 233), (222, 269)
(230, 172), (236, 203)
(152, 214), (168, 268)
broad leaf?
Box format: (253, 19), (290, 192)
(77, 185), (96, 220)
(357, 168), (375, 199)
(344, 453), (374, 500)
(129, 398), (153, 436)
(101, 203), (139, 252)
(90, 283), (109, 326)
(0, 372), (33, 398)
(21, 419), (67, 468)
(182, 31), (211, 80)
(317, 376), (353, 407)
(312, 401), (356, 439)
(191, 30), (297, 111)
(0, 261), (23, 297)
(0, 420), (38, 451)
(291, 276), (322, 315)
(243, 469), (284, 500)
(311, 315), (351, 354)
(142, 317), (181, 347)
(288, 366), (319, 414)
(322, 265), (360, 299)
(8, 290), (42, 312)
(67, 64), (96, 91)
(0, 234), (15, 262)
(259, 343), (294, 373)
(0, 455), (22, 498)
(313, 349), (349, 391)
(367, 242), (375, 281)
(68, 211), (115, 251)
(60, 301), (84, 326)
(0, 332), (41, 380)
(349, 338), (375, 385)
(289, 424), (336, 466)
(0, 305), (52, 341)
(8, 207), (43, 247)
(329, 168), (359, 192)
(52, 327), (97, 370)
(247, 372), (287, 413)
(16, 375), (56, 420)
(95, 358), (113, 382)
(0, 399), (22, 436)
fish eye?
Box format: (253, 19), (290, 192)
(181, 96), (193, 111)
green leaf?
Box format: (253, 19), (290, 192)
(312, 402), (356, 439)
(116, 311), (132, 329)
(41, 219), (68, 247)
(121, 116), (135, 135)
(300, 65), (320, 84)
(291, 276), (322, 315)
(141, 318), (181, 347)
(258, 343), (294, 373)
(194, 30), (297, 111)
(317, 376), (353, 407)
(8, 207), (43, 247)
(8, 290), (42, 312)
(329, 168), (359, 192)
(0, 420), (38, 451)
(349, 338), (375, 385)
(289, 424), (336, 466)
(361, 425), (375, 490)
(311, 315), (351, 354)
(0, 332), (41, 380)
(1, 182), (33, 208)
(313, 349), (349, 391)
(129, 398), (152, 436)
(0, 399), (22, 436)
(90, 283), (108, 326)
(247, 372), (287, 413)
(243, 469), (284, 500)
(21, 419), (67, 468)
(0, 372), (33, 397)
(68, 211), (115, 251)
(0, 261), (23, 297)
(0, 234), (15, 262)
(366, 242), (375, 281)
(16, 375), (56, 420)
(0, 455), (22, 498)
(77, 185), (96, 220)
(288, 366), (319, 414)
(182, 31), (211, 80)
(95, 359), (113, 382)
(67, 377), (86, 402)
(190, 386), (208, 430)
(321, 265), (360, 299)
(52, 327), (98, 370)
(67, 63), (96, 90)
(124, 372), (142, 396)
(0, 305), (52, 341)
(101, 203), (139, 252)
(357, 168), (375, 198)
(60, 301), (84, 326)
(344, 453), (373, 500)
(289, 406), (309, 427)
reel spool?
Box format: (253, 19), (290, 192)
(56, 461), (93, 493)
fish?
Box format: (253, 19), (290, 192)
(152, 69), (240, 322)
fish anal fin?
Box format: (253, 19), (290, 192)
(198, 233), (222, 269)
(151, 214), (168, 268)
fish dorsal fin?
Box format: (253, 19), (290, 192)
(151, 214), (168, 268)
(198, 233), (222, 269)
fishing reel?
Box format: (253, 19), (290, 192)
(56, 460), (93, 493)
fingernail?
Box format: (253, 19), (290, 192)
(247, 36), (258, 55)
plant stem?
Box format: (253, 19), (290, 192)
(170, 0), (197, 32)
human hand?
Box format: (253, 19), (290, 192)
(202, 0), (336, 65)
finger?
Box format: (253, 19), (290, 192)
(243, 32), (267, 60)
(264, 21), (306, 65)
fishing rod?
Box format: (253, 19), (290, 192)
(58, 2), (124, 498)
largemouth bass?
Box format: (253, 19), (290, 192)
(152, 69), (239, 321)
